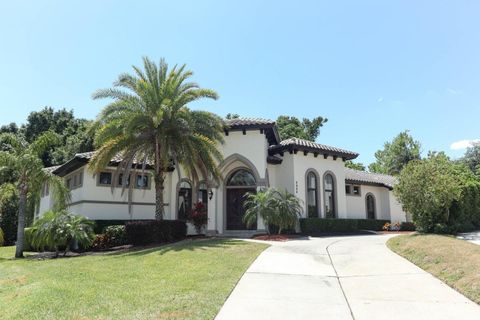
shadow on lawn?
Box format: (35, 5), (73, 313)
(109, 238), (249, 258)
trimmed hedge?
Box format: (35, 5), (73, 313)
(300, 218), (390, 234)
(92, 220), (130, 234)
(125, 220), (187, 245)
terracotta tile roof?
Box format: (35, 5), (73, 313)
(344, 168), (396, 189)
(270, 137), (359, 160)
(75, 151), (155, 166)
(225, 117), (275, 127)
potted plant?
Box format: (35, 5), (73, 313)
(188, 202), (208, 234)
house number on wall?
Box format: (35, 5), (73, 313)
(295, 181), (298, 193)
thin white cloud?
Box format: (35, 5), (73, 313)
(447, 88), (463, 95)
(377, 97), (384, 103)
(450, 139), (480, 150)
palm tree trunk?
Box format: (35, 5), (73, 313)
(154, 174), (165, 220)
(15, 184), (27, 258)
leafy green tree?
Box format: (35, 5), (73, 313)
(0, 132), (70, 258)
(0, 226), (4, 246)
(225, 113), (240, 119)
(0, 123), (19, 134)
(90, 57), (224, 219)
(394, 153), (462, 232)
(368, 130), (421, 175)
(30, 210), (95, 257)
(345, 160), (366, 171)
(243, 188), (302, 234)
(19, 107), (94, 166)
(460, 143), (480, 174)
(276, 116), (328, 141)
(0, 183), (19, 245)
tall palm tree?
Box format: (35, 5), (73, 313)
(0, 132), (70, 258)
(90, 57), (224, 219)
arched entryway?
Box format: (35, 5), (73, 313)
(366, 193), (376, 219)
(225, 169), (257, 230)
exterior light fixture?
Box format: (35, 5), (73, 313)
(208, 189), (214, 200)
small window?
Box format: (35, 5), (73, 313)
(353, 186), (361, 196)
(45, 183), (49, 196)
(99, 172), (112, 185)
(66, 178), (72, 190)
(198, 182), (208, 204)
(78, 172), (83, 186)
(73, 174), (78, 187)
(118, 173), (130, 187)
(345, 185), (351, 195)
(135, 174), (149, 189)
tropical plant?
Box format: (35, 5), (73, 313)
(243, 188), (302, 234)
(89, 57), (224, 219)
(0, 132), (70, 258)
(30, 210), (95, 257)
(188, 202), (208, 234)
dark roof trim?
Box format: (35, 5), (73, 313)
(345, 179), (393, 190)
(269, 138), (359, 160)
(224, 118), (280, 146)
(267, 155), (283, 165)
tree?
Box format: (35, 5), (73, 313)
(276, 116), (328, 141)
(243, 188), (302, 234)
(368, 130), (421, 175)
(345, 160), (366, 171)
(0, 132), (70, 258)
(90, 57), (224, 219)
(225, 113), (240, 119)
(30, 210), (95, 257)
(461, 143), (480, 174)
(394, 153), (462, 232)
(19, 107), (95, 166)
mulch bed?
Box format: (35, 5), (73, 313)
(376, 231), (416, 235)
(251, 234), (300, 241)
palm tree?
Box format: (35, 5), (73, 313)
(243, 188), (302, 234)
(90, 57), (224, 219)
(0, 132), (70, 258)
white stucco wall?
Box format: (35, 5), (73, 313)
(345, 185), (391, 220)
(389, 191), (408, 222)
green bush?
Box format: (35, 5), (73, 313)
(300, 218), (390, 234)
(125, 220), (187, 246)
(0, 227), (4, 247)
(31, 210), (95, 257)
(399, 222), (416, 231)
(93, 220), (129, 234)
(104, 225), (128, 247)
(23, 227), (35, 251)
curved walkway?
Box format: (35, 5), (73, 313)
(215, 234), (480, 320)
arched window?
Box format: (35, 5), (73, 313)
(306, 171), (319, 217)
(324, 173), (336, 218)
(178, 181), (192, 220)
(227, 169), (256, 186)
(197, 181), (208, 205)
(366, 193), (376, 219)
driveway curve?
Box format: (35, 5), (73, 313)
(215, 234), (480, 320)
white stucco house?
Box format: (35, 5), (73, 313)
(39, 118), (408, 235)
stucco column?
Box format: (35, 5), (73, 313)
(256, 186), (266, 231)
(207, 187), (217, 234)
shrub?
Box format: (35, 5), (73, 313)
(91, 234), (109, 251)
(0, 227), (4, 247)
(0, 184), (19, 245)
(125, 220), (187, 246)
(104, 225), (128, 247)
(243, 188), (302, 234)
(187, 202), (208, 234)
(300, 218), (390, 234)
(93, 220), (129, 234)
(30, 210), (95, 257)
(400, 222), (416, 231)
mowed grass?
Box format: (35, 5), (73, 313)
(387, 234), (480, 304)
(0, 239), (268, 320)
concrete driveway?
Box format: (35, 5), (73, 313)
(215, 234), (480, 320)
(457, 230), (480, 245)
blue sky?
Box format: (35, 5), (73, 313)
(0, 1), (479, 165)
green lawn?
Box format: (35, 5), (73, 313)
(387, 234), (480, 304)
(0, 239), (267, 320)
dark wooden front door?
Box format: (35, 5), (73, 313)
(226, 188), (256, 230)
